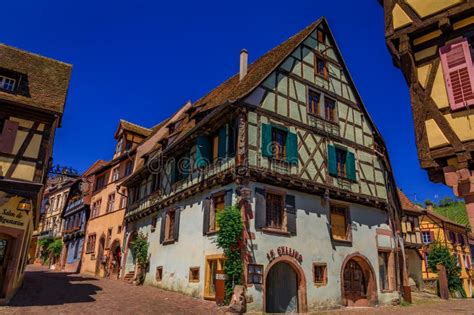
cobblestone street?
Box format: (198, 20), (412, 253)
(1, 265), (474, 314)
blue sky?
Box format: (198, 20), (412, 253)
(2, 0), (453, 203)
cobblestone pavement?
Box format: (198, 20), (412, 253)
(1, 265), (473, 314)
(0, 265), (219, 314)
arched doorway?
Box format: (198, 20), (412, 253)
(341, 254), (378, 307)
(109, 240), (121, 279)
(264, 257), (307, 313)
(122, 231), (137, 278)
(96, 236), (105, 277)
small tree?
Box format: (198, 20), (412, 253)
(47, 239), (63, 265)
(38, 238), (54, 264)
(216, 205), (243, 304)
(130, 232), (149, 285)
(424, 199), (434, 207)
(427, 241), (466, 297)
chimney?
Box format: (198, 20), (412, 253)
(240, 49), (248, 81)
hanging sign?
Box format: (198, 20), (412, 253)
(266, 246), (303, 264)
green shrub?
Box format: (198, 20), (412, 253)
(130, 232), (149, 268)
(216, 205), (243, 304)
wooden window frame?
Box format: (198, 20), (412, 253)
(324, 96), (337, 123)
(86, 233), (96, 254)
(209, 192), (226, 234)
(156, 266), (163, 282)
(0, 75), (16, 92)
(312, 263), (327, 286)
(329, 203), (352, 243)
(307, 89), (321, 117)
(111, 167), (120, 182)
(315, 56), (329, 80)
(95, 175), (106, 192)
(247, 264), (263, 285)
(124, 160), (134, 177)
(151, 216), (158, 233)
(271, 128), (287, 162)
(189, 267), (200, 283)
(265, 191), (285, 232)
(164, 208), (176, 242)
(106, 193), (115, 213)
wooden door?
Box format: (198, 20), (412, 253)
(343, 259), (367, 307)
(266, 262), (298, 313)
(0, 238), (9, 297)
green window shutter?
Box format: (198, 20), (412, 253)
(328, 145), (337, 176)
(346, 151), (356, 181)
(286, 131), (298, 165)
(218, 126), (227, 159)
(261, 123), (272, 158)
(196, 136), (211, 168)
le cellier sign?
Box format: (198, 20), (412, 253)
(267, 246), (303, 264)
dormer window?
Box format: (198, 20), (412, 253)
(0, 75), (15, 92)
(116, 138), (123, 154)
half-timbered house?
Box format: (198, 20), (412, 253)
(122, 18), (404, 312)
(0, 44), (71, 303)
(80, 120), (151, 278)
(381, 0), (474, 237)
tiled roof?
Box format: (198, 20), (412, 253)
(118, 119), (153, 137)
(191, 18), (323, 115)
(397, 189), (422, 213)
(0, 43), (72, 114)
(82, 160), (107, 177)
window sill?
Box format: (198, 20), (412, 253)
(162, 239), (176, 245)
(307, 112), (338, 126)
(314, 282), (327, 287)
(261, 228), (290, 237)
(331, 237), (352, 245)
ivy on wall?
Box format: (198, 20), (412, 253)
(216, 205), (243, 304)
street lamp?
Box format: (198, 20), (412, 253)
(17, 198), (33, 215)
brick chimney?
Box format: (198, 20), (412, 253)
(240, 49), (248, 81)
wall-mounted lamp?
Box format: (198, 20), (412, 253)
(17, 198), (33, 215)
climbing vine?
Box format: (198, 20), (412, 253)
(216, 205), (243, 304)
(427, 241), (466, 298)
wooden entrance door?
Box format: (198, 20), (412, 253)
(266, 262), (298, 313)
(343, 259), (368, 307)
(0, 237), (10, 298)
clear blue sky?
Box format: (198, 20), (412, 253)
(2, 0), (453, 203)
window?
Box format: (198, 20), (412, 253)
(330, 204), (350, 241)
(111, 167), (120, 182)
(151, 216), (158, 233)
(324, 97), (336, 122)
(209, 194), (225, 232)
(107, 193), (115, 213)
(459, 233), (466, 247)
(91, 199), (102, 218)
(328, 145), (356, 181)
(0, 75), (16, 92)
(313, 263), (327, 286)
(378, 252), (390, 291)
(125, 140), (132, 151)
(272, 128), (287, 161)
(86, 234), (96, 253)
(316, 29), (325, 43)
(449, 231), (457, 244)
(189, 267), (200, 283)
(261, 124), (297, 165)
(464, 254), (470, 270)
(124, 161), (134, 177)
(316, 57), (328, 79)
(156, 266), (163, 281)
(120, 193), (127, 209)
(118, 225), (122, 234)
(164, 209), (176, 242)
(106, 228), (112, 248)
(212, 134), (219, 162)
(308, 90), (321, 116)
(116, 138), (123, 154)
(247, 264), (263, 284)
(204, 255), (225, 298)
(421, 231), (433, 244)
(266, 193), (284, 229)
(95, 175), (106, 191)
(174, 153), (189, 183)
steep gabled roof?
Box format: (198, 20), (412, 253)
(82, 160), (107, 178)
(398, 189), (423, 214)
(0, 43), (72, 115)
(115, 119), (153, 138)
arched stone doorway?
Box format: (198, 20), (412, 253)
(95, 235), (105, 277)
(109, 239), (121, 278)
(264, 257), (307, 313)
(341, 253), (378, 307)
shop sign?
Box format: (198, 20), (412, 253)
(266, 246), (303, 264)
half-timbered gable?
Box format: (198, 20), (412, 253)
(381, 0), (474, 236)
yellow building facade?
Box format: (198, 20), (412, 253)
(419, 209), (473, 297)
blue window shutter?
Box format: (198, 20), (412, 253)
(218, 126), (227, 159)
(224, 189), (233, 208)
(196, 136), (211, 168)
(346, 151), (356, 181)
(286, 131), (298, 165)
(328, 145), (337, 176)
(262, 124), (272, 158)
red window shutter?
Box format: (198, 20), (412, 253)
(0, 120), (19, 154)
(439, 39), (474, 111)
(429, 231), (435, 242)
